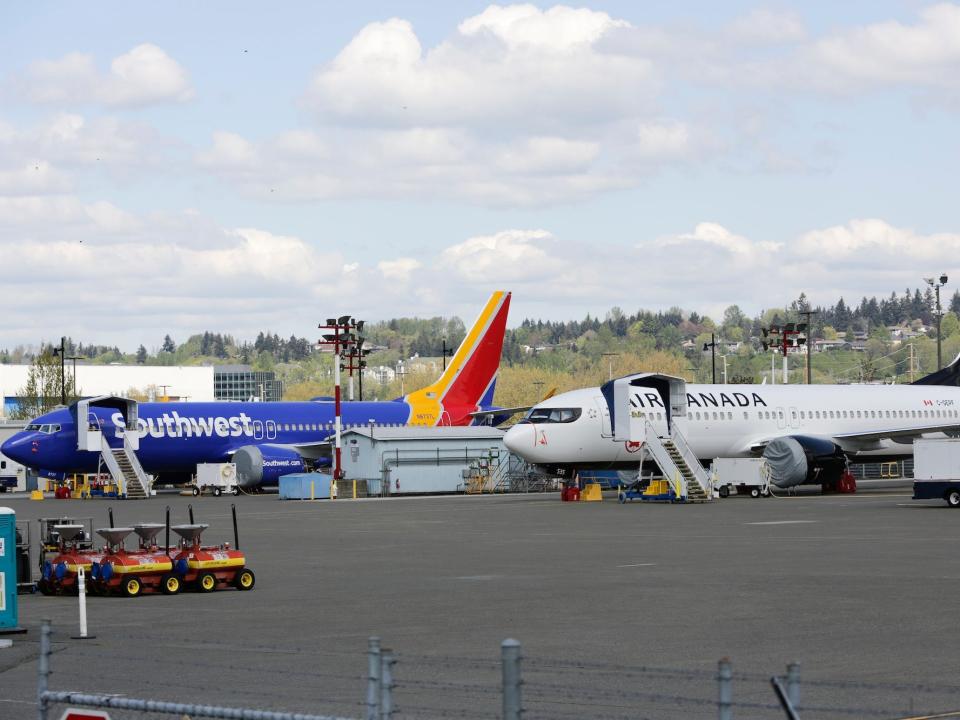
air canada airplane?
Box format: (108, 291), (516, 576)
(503, 353), (960, 492)
(2, 291), (511, 489)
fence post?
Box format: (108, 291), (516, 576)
(786, 662), (800, 709)
(366, 636), (381, 720)
(501, 638), (523, 720)
(380, 649), (395, 720)
(37, 619), (51, 720)
(718, 657), (733, 720)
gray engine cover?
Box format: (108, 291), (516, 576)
(762, 437), (808, 488)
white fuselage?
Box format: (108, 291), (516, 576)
(502, 383), (960, 468)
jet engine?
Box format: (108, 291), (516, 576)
(233, 445), (305, 488)
(762, 436), (848, 489)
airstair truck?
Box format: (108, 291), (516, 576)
(913, 438), (960, 507)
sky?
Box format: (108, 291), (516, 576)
(2, 1), (959, 350)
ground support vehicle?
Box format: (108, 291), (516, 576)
(912, 438), (960, 507)
(91, 526), (175, 597)
(170, 524), (255, 592)
(190, 463), (240, 497)
(711, 458), (771, 498)
(618, 477), (683, 503)
(38, 523), (105, 595)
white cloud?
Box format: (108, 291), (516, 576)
(725, 9), (806, 45)
(23, 44), (193, 107)
(304, 6), (656, 128)
(438, 229), (566, 282)
(377, 258), (422, 281)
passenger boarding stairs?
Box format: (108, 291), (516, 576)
(641, 421), (711, 502)
(101, 436), (151, 499)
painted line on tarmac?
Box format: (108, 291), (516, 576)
(745, 520), (819, 525)
(617, 563), (657, 568)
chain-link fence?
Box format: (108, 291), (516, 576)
(34, 619), (960, 720)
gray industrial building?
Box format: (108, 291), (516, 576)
(341, 426), (507, 494)
(214, 365), (284, 402)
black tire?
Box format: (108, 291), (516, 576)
(191, 486), (200, 496)
(38, 579), (55, 596)
(233, 568), (255, 591)
(232, 486), (240, 496)
(160, 573), (181, 595)
(718, 486), (730, 498)
(197, 571), (218, 593)
(750, 487), (760, 498)
(122, 575), (143, 598)
(947, 490), (960, 508)
(213, 487), (222, 497)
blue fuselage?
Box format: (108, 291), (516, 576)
(2, 400), (414, 476)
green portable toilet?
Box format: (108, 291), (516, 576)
(0, 507), (20, 633)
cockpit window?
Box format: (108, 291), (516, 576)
(526, 407), (582, 424)
(26, 423), (59, 434)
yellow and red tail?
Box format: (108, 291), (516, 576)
(404, 291), (511, 426)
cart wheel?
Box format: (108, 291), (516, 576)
(122, 576), (143, 598)
(947, 490), (960, 508)
(197, 571), (217, 593)
(213, 487), (222, 497)
(718, 486), (730, 498)
(38, 579), (55, 596)
(618, 492), (626, 504)
(233, 568), (255, 591)
(232, 486), (240, 496)
(160, 573), (181, 595)
(750, 488), (760, 498)
(191, 486), (200, 496)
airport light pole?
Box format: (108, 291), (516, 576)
(319, 315), (361, 481)
(703, 334), (717, 384)
(441, 338), (454, 371)
(925, 274), (949, 370)
(51, 336), (67, 405)
(798, 310), (818, 384)
(601, 352), (619, 381)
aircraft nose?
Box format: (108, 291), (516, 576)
(504, 423), (535, 457)
(1, 434), (33, 466)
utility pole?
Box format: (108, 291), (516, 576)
(798, 310), (818, 384)
(51, 336), (67, 404)
(925, 274), (949, 370)
(703, 334), (717, 384)
(601, 352), (619, 381)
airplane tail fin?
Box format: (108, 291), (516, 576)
(912, 351), (960, 386)
(405, 291), (511, 425)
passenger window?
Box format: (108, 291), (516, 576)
(712, 412), (718, 420)
(743, 412), (748, 420)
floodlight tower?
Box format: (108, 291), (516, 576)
(925, 274), (949, 370)
(318, 315), (361, 482)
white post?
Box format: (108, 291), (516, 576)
(771, 352), (776, 384)
(71, 567), (94, 640)
(782, 353), (788, 384)
(349, 375), (355, 401)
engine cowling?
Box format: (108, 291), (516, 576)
(233, 445), (305, 488)
(762, 436), (847, 488)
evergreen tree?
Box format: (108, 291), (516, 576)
(161, 335), (176, 353)
(135, 345), (147, 364)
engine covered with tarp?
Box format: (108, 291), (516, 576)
(762, 435), (847, 488)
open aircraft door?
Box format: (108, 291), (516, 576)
(600, 372), (688, 443)
(75, 396), (139, 452)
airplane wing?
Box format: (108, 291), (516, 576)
(745, 422), (960, 455)
(470, 387), (559, 420)
(227, 439), (333, 460)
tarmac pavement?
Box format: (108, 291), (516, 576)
(1, 482), (958, 719)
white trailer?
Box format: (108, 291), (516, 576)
(192, 462), (239, 497)
(912, 438), (960, 507)
(711, 457), (769, 498)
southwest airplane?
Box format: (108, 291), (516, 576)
(2, 291), (511, 488)
(503, 353), (960, 493)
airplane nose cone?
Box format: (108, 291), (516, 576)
(1, 435), (32, 466)
(504, 423), (535, 457)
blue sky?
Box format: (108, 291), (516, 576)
(1, 2), (958, 349)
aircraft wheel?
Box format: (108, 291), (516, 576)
(213, 487), (222, 497)
(718, 486), (730, 498)
(760, 487), (770, 497)
(191, 486), (200, 496)
(233, 568), (255, 591)
(197, 571), (217, 593)
(947, 490), (960, 508)
(160, 573), (181, 595)
(618, 492), (626, 504)
(750, 488), (760, 498)
(122, 576), (143, 598)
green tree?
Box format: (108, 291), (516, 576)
(12, 350), (79, 419)
(135, 345), (148, 364)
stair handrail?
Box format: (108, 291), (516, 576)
(641, 420), (687, 499)
(122, 435), (152, 497)
(100, 434), (127, 497)
(668, 422), (711, 492)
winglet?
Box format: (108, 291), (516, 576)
(912, 351), (960, 386)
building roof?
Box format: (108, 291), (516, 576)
(342, 426), (506, 441)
